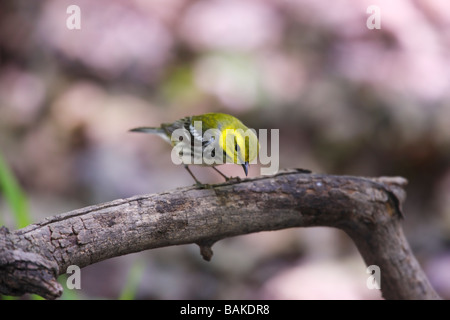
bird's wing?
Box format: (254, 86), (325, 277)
(161, 117), (191, 135)
(161, 116), (219, 147)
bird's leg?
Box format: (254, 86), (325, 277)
(211, 166), (230, 181)
(184, 165), (204, 186)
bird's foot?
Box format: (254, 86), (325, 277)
(194, 182), (213, 189)
(225, 176), (241, 183)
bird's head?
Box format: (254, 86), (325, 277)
(219, 127), (259, 176)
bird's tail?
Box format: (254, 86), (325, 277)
(129, 127), (170, 143)
(129, 127), (164, 134)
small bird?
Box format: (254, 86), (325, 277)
(130, 113), (259, 184)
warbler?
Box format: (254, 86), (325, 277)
(130, 113), (259, 184)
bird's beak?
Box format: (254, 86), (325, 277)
(242, 161), (249, 176)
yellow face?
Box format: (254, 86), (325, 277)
(220, 127), (259, 165)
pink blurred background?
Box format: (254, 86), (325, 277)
(1, 0), (450, 299)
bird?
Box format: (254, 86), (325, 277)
(130, 113), (259, 185)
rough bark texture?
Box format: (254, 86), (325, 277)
(0, 170), (440, 299)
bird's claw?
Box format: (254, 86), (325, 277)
(225, 176), (241, 183)
(195, 182), (212, 189)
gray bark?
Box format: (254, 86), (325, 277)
(0, 170), (440, 299)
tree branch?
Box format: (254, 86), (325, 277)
(0, 170), (440, 299)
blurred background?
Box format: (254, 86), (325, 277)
(1, 0), (449, 299)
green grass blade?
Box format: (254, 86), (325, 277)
(119, 259), (146, 300)
(0, 152), (31, 228)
